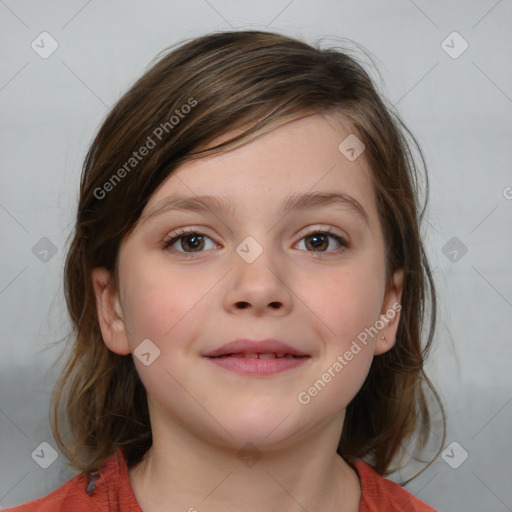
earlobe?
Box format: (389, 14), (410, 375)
(91, 267), (131, 356)
(374, 268), (404, 356)
(374, 333), (394, 355)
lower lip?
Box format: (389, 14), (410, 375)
(205, 355), (310, 375)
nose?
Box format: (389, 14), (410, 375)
(224, 248), (293, 317)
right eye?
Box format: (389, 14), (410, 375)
(162, 228), (218, 258)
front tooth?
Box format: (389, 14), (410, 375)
(244, 353), (258, 359)
(258, 353), (277, 359)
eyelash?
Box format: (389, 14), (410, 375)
(162, 227), (349, 258)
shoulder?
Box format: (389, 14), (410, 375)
(1, 472), (90, 512)
(1, 449), (140, 512)
(353, 459), (438, 512)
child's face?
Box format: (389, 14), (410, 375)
(93, 113), (402, 450)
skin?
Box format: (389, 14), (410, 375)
(92, 113), (403, 512)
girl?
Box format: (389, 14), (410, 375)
(4, 29), (445, 511)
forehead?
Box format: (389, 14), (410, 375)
(141, 113), (380, 231)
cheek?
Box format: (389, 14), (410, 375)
(119, 267), (205, 403)
(120, 260), (220, 362)
(298, 338), (375, 415)
(120, 263), (192, 347)
(313, 266), (383, 342)
(303, 268), (382, 404)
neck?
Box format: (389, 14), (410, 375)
(128, 408), (361, 512)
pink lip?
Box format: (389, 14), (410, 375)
(207, 355), (309, 375)
(202, 339), (311, 376)
(202, 338), (309, 358)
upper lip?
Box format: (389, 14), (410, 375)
(202, 339), (310, 357)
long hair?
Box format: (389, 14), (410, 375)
(51, 29), (445, 478)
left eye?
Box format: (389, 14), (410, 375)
(162, 228), (348, 257)
(295, 230), (348, 253)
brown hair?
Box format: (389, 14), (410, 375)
(51, 29), (445, 480)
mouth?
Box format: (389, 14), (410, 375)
(202, 338), (310, 358)
(202, 339), (311, 375)
(208, 352), (307, 359)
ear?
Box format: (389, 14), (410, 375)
(91, 267), (131, 355)
(374, 268), (404, 356)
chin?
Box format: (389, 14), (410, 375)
(211, 407), (304, 450)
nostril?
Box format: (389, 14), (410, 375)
(234, 301), (281, 309)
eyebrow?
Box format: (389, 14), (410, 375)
(140, 191), (370, 228)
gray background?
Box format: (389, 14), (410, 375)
(1, 0), (511, 510)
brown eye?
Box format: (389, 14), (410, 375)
(296, 231), (348, 253)
(163, 229), (216, 257)
(176, 233), (205, 252)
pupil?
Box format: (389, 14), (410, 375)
(185, 234), (202, 250)
(309, 234), (327, 251)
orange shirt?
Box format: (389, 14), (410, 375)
(2, 448), (437, 511)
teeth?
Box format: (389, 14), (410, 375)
(216, 352), (301, 359)
(258, 353), (277, 359)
